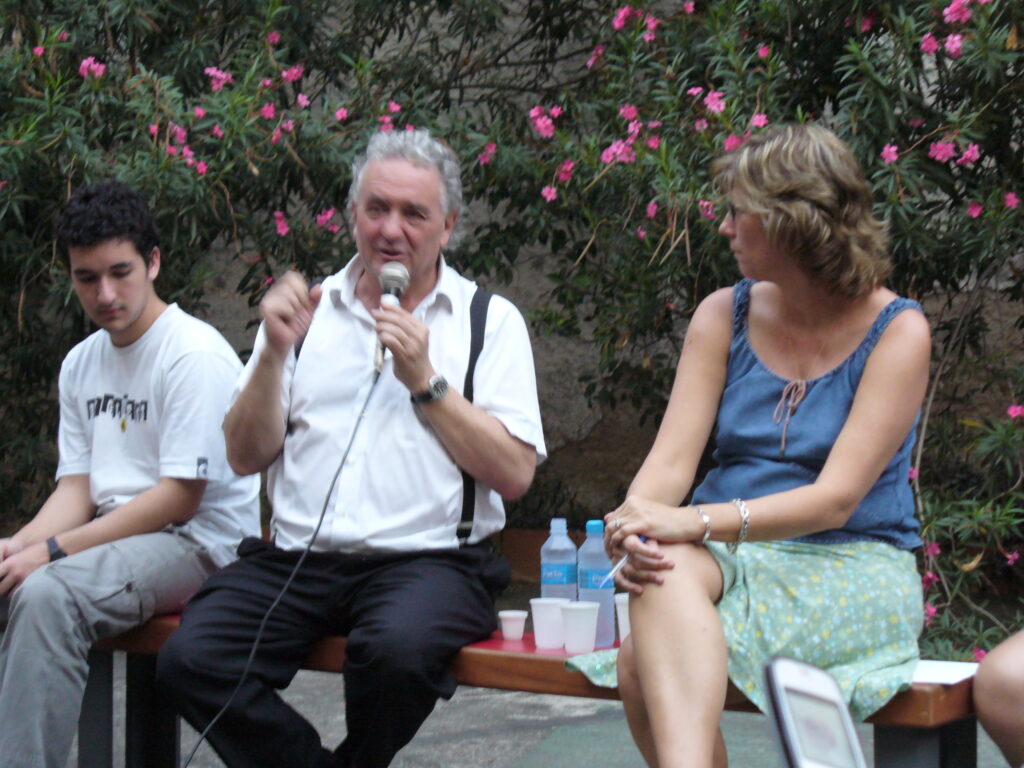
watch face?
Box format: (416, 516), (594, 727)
(429, 375), (449, 400)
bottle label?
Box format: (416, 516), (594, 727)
(579, 568), (612, 589)
(541, 563), (577, 585)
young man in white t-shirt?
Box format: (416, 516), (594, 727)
(0, 181), (260, 768)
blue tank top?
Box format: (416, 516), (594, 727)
(691, 279), (922, 550)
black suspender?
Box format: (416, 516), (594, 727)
(458, 286), (492, 545)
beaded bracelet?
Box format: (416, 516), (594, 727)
(728, 498), (750, 554)
(693, 505), (711, 545)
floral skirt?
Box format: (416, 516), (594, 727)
(566, 539), (923, 721)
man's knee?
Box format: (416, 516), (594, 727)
(349, 623), (445, 689)
(9, 567), (77, 625)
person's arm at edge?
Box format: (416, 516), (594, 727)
(223, 343), (288, 476)
(0, 474), (205, 594)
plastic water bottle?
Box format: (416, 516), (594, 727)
(540, 518), (578, 601)
(578, 519), (615, 648)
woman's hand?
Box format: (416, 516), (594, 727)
(605, 495), (694, 550)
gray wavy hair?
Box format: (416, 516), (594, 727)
(348, 129), (464, 251)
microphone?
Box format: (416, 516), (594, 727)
(375, 262), (410, 373)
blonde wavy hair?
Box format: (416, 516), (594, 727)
(711, 123), (890, 297)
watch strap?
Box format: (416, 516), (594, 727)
(46, 536), (68, 562)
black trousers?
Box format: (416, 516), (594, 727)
(156, 537), (509, 768)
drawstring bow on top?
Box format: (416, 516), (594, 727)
(772, 379), (807, 457)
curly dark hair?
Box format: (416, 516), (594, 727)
(56, 181), (160, 266)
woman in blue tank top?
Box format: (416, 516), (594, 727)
(569, 124), (931, 767)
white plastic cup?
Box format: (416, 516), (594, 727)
(615, 592), (631, 642)
(498, 610), (528, 641)
(562, 600), (600, 655)
(529, 597), (570, 649)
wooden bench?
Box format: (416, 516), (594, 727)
(78, 615), (978, 768)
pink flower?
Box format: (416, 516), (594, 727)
(281, 64), (304, 83)
(327, 223), (340, 234)
(148, 123), (159, 136)
(636, 226), (647, 240)
(171, 123), (187, 144)
(477, 142), (497, 166)
(920, 34), (940, 55)
(557, 159), (575, 183)
(1007, 404), (1024, 419)
(645, 13), (661, 32)
(335, 107), (349, 121)
(266, 31), (281, 45)
(908, 467), (920, 481)
(261, 275), (275, 288)
(57, 30), (68, 42)
(193, 106), (206, 118)
(757, 45), (770, 59)
(881, 144), (899, 165)
(316, 208), (337, 228)
(704, 91), (726, 114)
(549, 105), (563, 118)
(260, 78), (273, 89)
(686, 86), (704, 97)
(646, 201), (658, 219)
(612, 6), (635, 30)
(682, 1), (695, 13)
(387, 100), (402, 113)
(377, 115), (394, 132)
(647, 135), (661, 150)
(273, 211), (289, 237)
(642, 30), (656, 43)
(908, 118), (925, 128)
(1005, 192), (1020, 209)
(297, 93), (310, 108)
(203, 66), (234, 91)
(166, 145), (178, 156)
(943, 0), (972, 24)
(956, 143), (980, 165)
(750, 113), (769, 128)
(694, 118), (708, 131)
(0, 180), (8, 192)
(181, 145), (194, 159)
(928, 141), (956, 162)
(924, 602), (938, 627)
(541, 185), (557, 202)
(32, 46), (44, 57)
(973, 647), (987, 662)
(259, 103), (276, 120)
(967, 202), (983, 219)
(212, 124), (224, 139)
(921, 571), (939, 590)
(1007, 551), (1020, 566)
(528, 105), (545, 119)
(724, 133), (744, 151)
(924, 541), (941, 558)
(78, 56), (106, 79)
(196, 161), (208, 176)
(586, 45), (605, 69)
(532, 115), (555, 138)
(698, 200), (716, 219)
(600, 140), (635, 164)
(270, 127), (282, 145)
(281, 119), (295, 132)
(860, 13), (876, 33)
(619, 104), (638, 120)
(647, 120), (662, 129)
(945, 34), (964, 59)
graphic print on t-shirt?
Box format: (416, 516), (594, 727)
(85, 393), (149, 431)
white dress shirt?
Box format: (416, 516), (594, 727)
(235, 256), (546, 553)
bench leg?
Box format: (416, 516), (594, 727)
(79, 649), (115, 768)
(873, 717), (977, 768)
(125, 652), (180, 768)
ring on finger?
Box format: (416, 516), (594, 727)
(614, 517), (622, 530)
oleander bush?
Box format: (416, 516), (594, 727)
(0, 0), (1021, 656)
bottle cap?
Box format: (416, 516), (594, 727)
(585, 519), (604, 534)
(549, 518), (568, 533)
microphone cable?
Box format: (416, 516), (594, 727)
(181, 366), (384, 768)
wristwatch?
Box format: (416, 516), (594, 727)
(411, 374), (449, 404)
(46, 536), (68, 562)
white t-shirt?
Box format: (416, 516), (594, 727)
(236, 256), (546, 553)
(57, 303), (260, 566)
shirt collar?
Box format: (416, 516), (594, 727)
(329, 254), (455, 317)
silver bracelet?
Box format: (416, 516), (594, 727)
(693, 506), (711, 545)
(728, 498), (750, 554)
